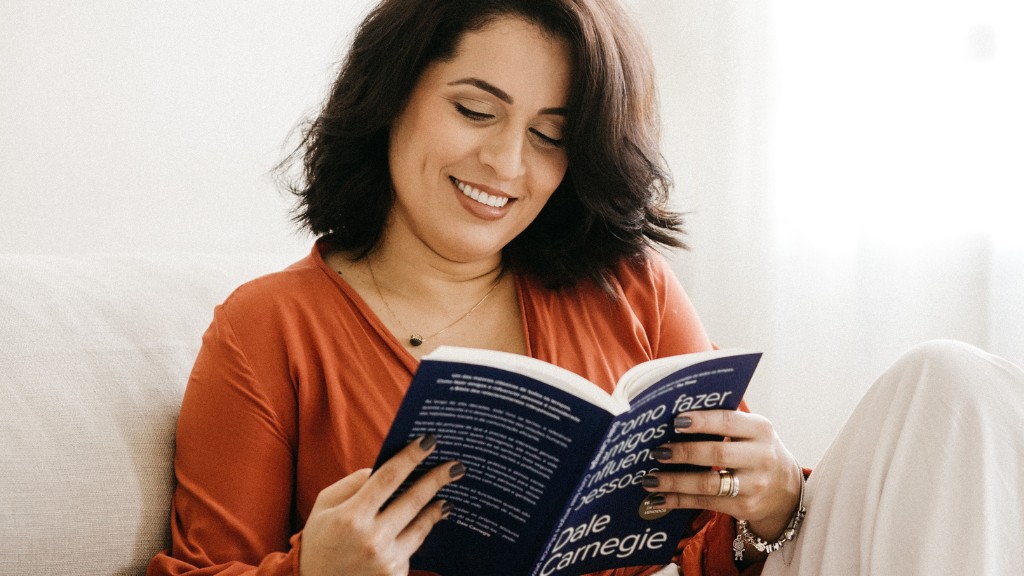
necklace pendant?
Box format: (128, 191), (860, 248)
(409, 335), (424, 347)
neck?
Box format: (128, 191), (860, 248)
(360, 241), (511, 351)
(368, 235), (505, 300)
(325, 234), (522, 354)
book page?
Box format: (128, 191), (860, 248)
(612, 348), (753, 403)
(427, 346), (628, 414)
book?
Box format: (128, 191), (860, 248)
(374, 346), (761, 576)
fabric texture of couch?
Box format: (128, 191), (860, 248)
(0, 252), (293, 575)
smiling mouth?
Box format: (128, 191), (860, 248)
(451, 177), (511, 208)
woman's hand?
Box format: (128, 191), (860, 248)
(299, 434), (465, 576)
(641, 410), (802, 541)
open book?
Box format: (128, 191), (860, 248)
(374, 346), (761, 576)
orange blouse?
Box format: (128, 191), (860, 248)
(148, 241), (761, 576)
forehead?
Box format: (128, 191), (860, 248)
(431, 16), (572, 106)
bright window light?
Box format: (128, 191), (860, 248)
(769, 1), (1024, 249)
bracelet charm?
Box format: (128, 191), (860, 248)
(733, 466), (807, 562)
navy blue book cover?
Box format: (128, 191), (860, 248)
(373, 348), (760, 576)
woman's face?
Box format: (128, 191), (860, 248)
(387, 16), (571, 264)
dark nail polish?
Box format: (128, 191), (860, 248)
(449, 462), (467, 478)
(652, 447), (673, 460)
(674, 416), (693, 429)
(419, 433), (437, 451)
(641, 475), (660, 488)
(648, 494), (666, 506)
(441, 501), (454, 516)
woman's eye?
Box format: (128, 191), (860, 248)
(454, 103), (494, 121)
(530, 127), (564, 147)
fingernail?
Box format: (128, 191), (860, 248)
(674, 416), (693, 429)
(418, 433), (437, 451)
(652, 447), (672, 460)
(648, 494), (666, 506)
(448, 461), (467, 478)
(641, 475), (660, 488)
(441, 500), (454, 516)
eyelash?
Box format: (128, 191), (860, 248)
(454, 103), (493, 121)
(454, 103), (564, 148)
(530, 128), (563, 147)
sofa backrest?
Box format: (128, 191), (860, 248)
(0, 252), (295, 575)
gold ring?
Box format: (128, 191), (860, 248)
(717, 469), (734, 497)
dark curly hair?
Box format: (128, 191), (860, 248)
(280, 0), (684, 291)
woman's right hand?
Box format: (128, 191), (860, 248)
(299, 434), (465, 576)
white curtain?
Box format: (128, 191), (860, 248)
(629, 0), (1024, 466)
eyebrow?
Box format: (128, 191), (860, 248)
(448, 77), (568, 117)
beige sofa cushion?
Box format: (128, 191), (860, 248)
(0, 253), (292, 575)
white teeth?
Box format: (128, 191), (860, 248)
(455, 179), (509, 208)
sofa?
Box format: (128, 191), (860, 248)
(0, 252), (295, 575)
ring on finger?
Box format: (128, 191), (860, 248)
(728, 473), (740, 498)
(716, 469), (734, 497)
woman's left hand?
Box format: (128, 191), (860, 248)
(641, 409), (802, 541)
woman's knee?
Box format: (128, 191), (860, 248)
(884, 339), (1020, 407)
(896, 339), (987, 375)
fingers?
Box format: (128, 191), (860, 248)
(355, 433), (442, 512)
(645, 463), (802, 533)
(675, 409), (773, 441)
(362, 434), (466, 538)
(656, 485), (751, 517)
(377, 457), (465, 531)
(652, 435), (770, 470)
(643, 468), (736, 499)
(301, 435), (465, 575)
(313, 468), (373, 509)
(393, 498), (454, 559)
(641, 410), (802, 525)
(641, 466), (768, 521)
(324, 433), (465, 540)
(655, 410), (776, 469)
(641, 469), (765, 522)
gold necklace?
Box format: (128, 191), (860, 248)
(366, 259), (505, 347)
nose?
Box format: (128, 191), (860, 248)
(478, 125), (526, 181)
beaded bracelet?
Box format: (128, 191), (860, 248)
(732, 466), (806, 562)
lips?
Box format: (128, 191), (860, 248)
(451, 177), (512, 208)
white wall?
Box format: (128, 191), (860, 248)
(1, 0), (379, 258)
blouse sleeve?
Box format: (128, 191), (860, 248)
(147, 304), (300, 576)
(626, 251), (714, 358)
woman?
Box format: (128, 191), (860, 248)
(148, 0), (1024, 574)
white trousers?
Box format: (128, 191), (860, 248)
(762, 340), (1024, 575)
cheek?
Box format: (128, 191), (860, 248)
(422, 121), (480, 176)
(390, 105), (465, 180)
(533, 154), (569, 202)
